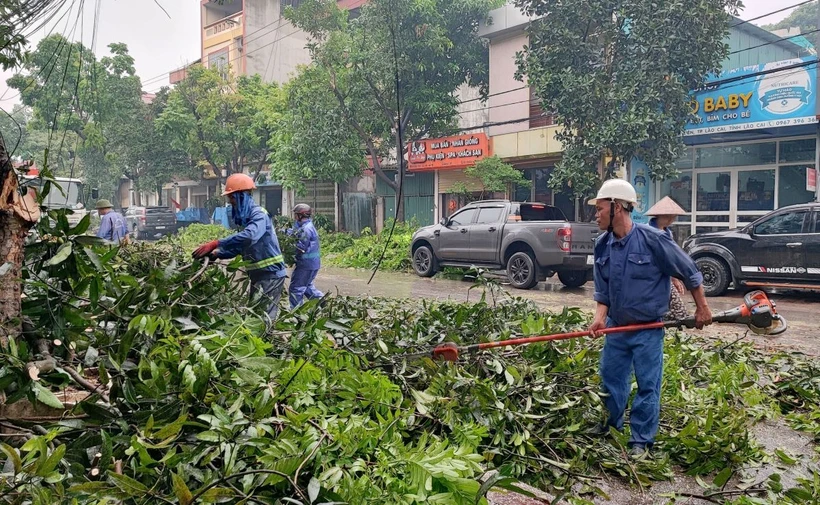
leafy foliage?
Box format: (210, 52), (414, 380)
(465, 156), (530, 195)
(157, 66), (283, 185)
(763, 2), (819, 50)
(516, 0), (741, 208)
(324, 220), (416, 271)
(279, 0), (499, 218)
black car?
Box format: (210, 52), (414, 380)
(682, 203), (820, 296)
(125, 206), (178, 240)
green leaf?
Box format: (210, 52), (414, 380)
(308, 476), (320, 503)
(196, 431), (221, 442)
(712, 466), (732, 488)
(0, 443), (22, 474)
(45, 242), (73, 267)
(32, 382), (64, 409)
(109, 472), (150, 494)
(153, 412), (189, 439)
(70, 214), (91, 236)
(36, 444), (66, 477)
(172, 472), (193, 505)
(774, 448), (798, 465)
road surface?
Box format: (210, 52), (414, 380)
(314, 267), (819, 357)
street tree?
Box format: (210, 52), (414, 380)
(281, 0), (498, 220)
(156, 66), (280, 188)
(7, 34), (147, 201)
(516, 0), (741, 215)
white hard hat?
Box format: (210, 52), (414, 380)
(587, 179), (638, 205)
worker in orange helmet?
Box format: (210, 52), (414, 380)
(192, 173), (287, 323)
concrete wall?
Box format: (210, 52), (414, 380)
(244, 0), (312, 83)
(487, 32), (529, 137)
(456, 84), (488, 130)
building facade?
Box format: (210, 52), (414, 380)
(476, 2), (817, 236)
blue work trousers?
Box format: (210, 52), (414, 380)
(250, 276), (286, 324)
(289, 266), (323, 309)
(599, 319), (664, 447)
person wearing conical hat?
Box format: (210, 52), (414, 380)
(645, 196), (688, 321)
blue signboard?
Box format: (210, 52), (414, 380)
(686, 57), (818, 137)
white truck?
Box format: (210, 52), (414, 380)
(21, 175), (88, 227)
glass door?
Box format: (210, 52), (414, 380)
(694, 171), (732, 234)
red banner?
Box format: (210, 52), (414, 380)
(408, 133), (490, 171)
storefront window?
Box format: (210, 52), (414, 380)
(513, 170), (533, 201)
(675, 148), (694, 169)
(696, 172), (730, 212)
(695, 142), (776, 168)
(778, 165), (816, 207)
(533, 168), (552, 203)
(659, 171), (692, 212)
(779, 139), (816, 163)
(736, 169), (774, 211)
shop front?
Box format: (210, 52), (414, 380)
(408, 133), (492, 219)
(639, 57), (819, 240)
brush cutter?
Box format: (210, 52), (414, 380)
(426, 290), (787, 362)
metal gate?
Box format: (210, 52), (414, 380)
(342, 192), (375, 235)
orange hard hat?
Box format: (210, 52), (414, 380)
(222, 173), (256, 196)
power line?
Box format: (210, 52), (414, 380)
(729, 28), (820, 55)
(729, 0), (816, 29)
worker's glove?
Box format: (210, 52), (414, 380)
(192, 240), (219, 260)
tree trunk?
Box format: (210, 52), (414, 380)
(0, 138), (30, 347)
(394, 132), (406, 223)
(156, 182), (163, 206)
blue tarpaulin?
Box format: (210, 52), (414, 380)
(212, 205), (233, 229)
(176, 207), (211, 224)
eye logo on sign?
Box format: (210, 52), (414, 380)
(758, 60), (813, 115)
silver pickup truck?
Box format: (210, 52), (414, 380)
(410, 200), (601, 289)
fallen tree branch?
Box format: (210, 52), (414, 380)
(189, 469), (307, 504)
(61, 365), (109, 403)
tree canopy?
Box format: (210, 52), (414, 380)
(279, 0), (499, 217)
(516, 0), (741, 209)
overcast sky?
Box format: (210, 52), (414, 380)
(0, 0), (806, 110)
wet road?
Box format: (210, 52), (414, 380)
(315, 267), (819, 356)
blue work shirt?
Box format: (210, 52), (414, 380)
(593, 223), (702, 325)
(648, 217), (673, 239)
(216, 205), (287, 282)
(292, 219), (321, 270)
(97, 211), (128, 244)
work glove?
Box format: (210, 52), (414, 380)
(192, 240), (219, 260)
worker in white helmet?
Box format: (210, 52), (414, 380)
(586, 179), (712, 459)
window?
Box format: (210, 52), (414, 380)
(813, 212), (820, 234)
(207, 49), (229, 78)
(737, 169), (774, 211)
(449, 208), (476, 226)
(476, 207), (504, 224)
(754, 211), (807, 235)
(660, 171), (692, 212)
(696, 172), (730, 212)
(675, 148), (694, 169)
(280, 0), (302, 16)
(779, 139), (816, 163)
(519, 204), (566, 221)
(778, 165), (816, 207)
(529, 87), (554, 129)
(695, 142), (776, 168)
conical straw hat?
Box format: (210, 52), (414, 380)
(645, 196), (685, 216)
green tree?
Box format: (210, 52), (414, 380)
(465, 155), (529, 198)
(7, 35), (147, 201)
(280, 0), (499, 220)
(156, 66), (280, 188)
(517, 0), (741, 216)
(764, 2), (819, 49)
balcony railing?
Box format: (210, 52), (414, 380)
(205, 14), (242, 38)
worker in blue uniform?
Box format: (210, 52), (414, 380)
(192, 173), (287, 323)
(96, 199), (129, 244)
(289, 203), (324, 309)
(587, 179), (712, 459)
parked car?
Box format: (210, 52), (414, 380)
(410, 200), (601, 289)
(125, 206), (178, 240)
(683, 203), (820, 296)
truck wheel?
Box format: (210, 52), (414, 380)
(507, 252), (539, 289)
(558, 270), (587, 289)
(696, 256), (730, 297)
(412, 245), (438, 277)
